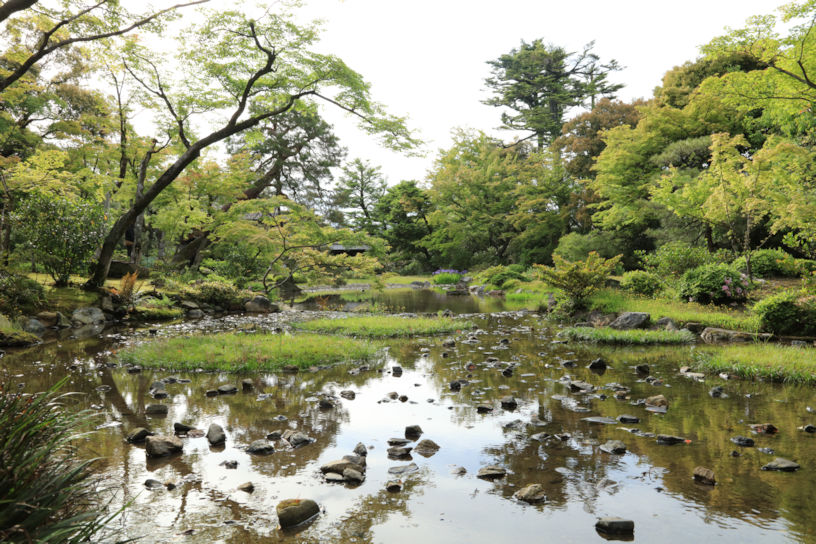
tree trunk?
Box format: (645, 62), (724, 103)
(704, 224), (715, 253)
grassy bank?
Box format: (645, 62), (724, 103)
(561, 326), (696, 345)
(297, 315), (472, 338)
(589, 290), (760, 332)
(693, 344), (816, 384)
(119, 332), (379, 372)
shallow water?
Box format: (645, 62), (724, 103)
(295, 289), (513, 314)
(3, 308), (816, 543)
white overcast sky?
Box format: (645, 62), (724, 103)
(281, 0), (789, 185)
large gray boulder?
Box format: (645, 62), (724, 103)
(277, 499), (319, 528)
(23, 318), (46, 335)
(701, 327), (773, 343)
(72, 307), (105, 326)
(145, 436), (182, 457)
(207, 423), (226, 445)
(609, 312), (650, 330)
(244, 295), (278, 313)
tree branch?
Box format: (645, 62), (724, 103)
(0, 0), (38, 24)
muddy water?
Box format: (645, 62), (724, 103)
(2, 310), (816, 543)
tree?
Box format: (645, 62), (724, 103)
(333, 158), (387, 234)
(484, 39), (622, 149)
(0, 0), (207, 93)
(373, 180), (434, 270)
(85, 6), (418, 287)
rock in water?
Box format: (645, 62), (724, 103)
(321, 459), (365, 475)
(731, 436), (755, 447)
(595, 517), (635, 535)
(343, 468), (365, 483)
(762, 458), (800, 472)
(277, 499), (320, 529)
(127, 427), (153, 443)
(617, 415), (640, 424)
(588, 357), (607, 370)
(238, 482), (254, 493)
(582, 416), (618, 425)
(145, 436), (183, 457)
(353, 442), (368, 456)
(405, 425), (423, 439)
(600, 440), (627, 454)
(387, 463), (419, 476)
(247, 440), (274, 455)
(500, 396), (518, 409)
(414, 439), (441, 457)
(207, 423), (226, 445)
(173, 422), (194, 434)
(645, 394), (668, 407)
(476, 465), (507, 480)
(750, 423), (778, 434)
(385, 480), (403, 492)
(513, 483), (546, 503)
(656, 435), (686, 445)
(217, 384), (238, 395)
(693, 466), (716, 485)
(145, 404), (168, 415)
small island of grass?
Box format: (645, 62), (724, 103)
(560, 326), (696, 345)
(118, 332), (379, 372)
(693, 344), (816, 385)
(297, 315), (473, 338)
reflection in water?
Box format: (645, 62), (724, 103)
(296, 288), (513, 314)
(1, 312), (814, 543)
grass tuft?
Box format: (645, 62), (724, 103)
(297, 315), (472, 338)
(119, 332), (379, 372)
(692, 343), (816, 384)
(560, 326), (696, 345)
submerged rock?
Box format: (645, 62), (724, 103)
(656, 435), (686, 445)
(277, 499), (320, 529)
(237, 482), (254, 493)
(750, 423), (778, 434)
(247, 440), (275, 455)
(762, 458), (800, 472)
(617, 415), (640, 424)
(388, 463), (419, 476)
(582, 416), (618, 425)
(385, 480), (403, 492)
(145, 404), (168, 415)
(514, 483), (547, 503)
(217, 384), (238, 395)
(731, 436), (755, 447)
(693, 466), (716, 485)
(207, 423), (226, 445)
(127, 427), (153, 443)
(476, 465), (507, 480)
(600, 440), (627, 454)
(595, 517), (635, 535)
(414, 439), (440, 457)
(645, 394), (668, 408)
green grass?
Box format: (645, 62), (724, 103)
(119, 332), (380, 372)
(589, 289), (760, 332)
(692, 343), (816, 384)
(560, 326), (696, 345)
(132, 306), (184, 321)
(297, 315), (473, 338)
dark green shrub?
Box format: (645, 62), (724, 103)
(473, 265), (526, 287)
(0, 379), (120, 542)
(639, 241), (714, 276)
(619, 270), (663, 296)
(754, 290), (816, 336)
(184, 280), (245, 308)
(732, 249), (797, 278)
(678, 263), (749, 305)
(14, 195), (107, 286)
(794, 259), (816, 275)
(553, 231), (624, 262)
(0, 269), (46, 316)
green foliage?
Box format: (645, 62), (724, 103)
(638, 241), (716, 277)
(552, 231), (626, 262)
(678, 263), (749, 305)
(732, 248), (797, 278)
(753, 290), (816, 336)
(297, 316), (473, 338)
(693, 344), (816, 385)
(119, 332), (379, 372)
(373, 180), (435, 272)
(14, 195), (107, 286)
(132, 306), (184, 321)
(431, 272), (462, 285)
(181, 280), (245, 308)
(472, 265), (527, 288)
(0, 269), (46, 316)
(589, 289), (760, 331)
(0, 379), (120, 543)
(619, 270), (663, 296)
(560, 326), (695, 345)
(333, 158), (387, 234)
(533, 252), (621, 308)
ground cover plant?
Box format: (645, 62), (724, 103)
(0, 379), (120, 543)
(297, 315), (473, 337)
(119, 332), (379, 372)
(692, 344), (816, 385)
(590, 290), (760, 331)
(560, 326), (696, 345)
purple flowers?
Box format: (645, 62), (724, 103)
(433, 269), (466, 275)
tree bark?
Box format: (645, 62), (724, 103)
(0, 0), (37, 24)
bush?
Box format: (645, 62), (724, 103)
(794, 259), (816, 275)
(753, 290), (816, 336)
(678, 263), (749, 305)
(619, 270), (663, 296)
(432, 269), (464, 285)
(732, 249), (797, 278)
(638, 241), (715, 277)
(183, 280), (245, 308)
(553, 231), (624, 262)
(0, 269), (46, 316)
(534, 252), (621, 309)
(14, 195), (107, 286)
(473, 265), (526, 288)
(0, 379), (120, 542)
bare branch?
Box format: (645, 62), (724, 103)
(0, 0), (38, 24)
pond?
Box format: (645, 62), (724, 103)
(2, 297), (815, 543)
(295, 288), (514, 314)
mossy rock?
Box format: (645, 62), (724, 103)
(133, 306), (184, 321)
(0, 327), (39, 347)
(276, 499), (320, 528)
